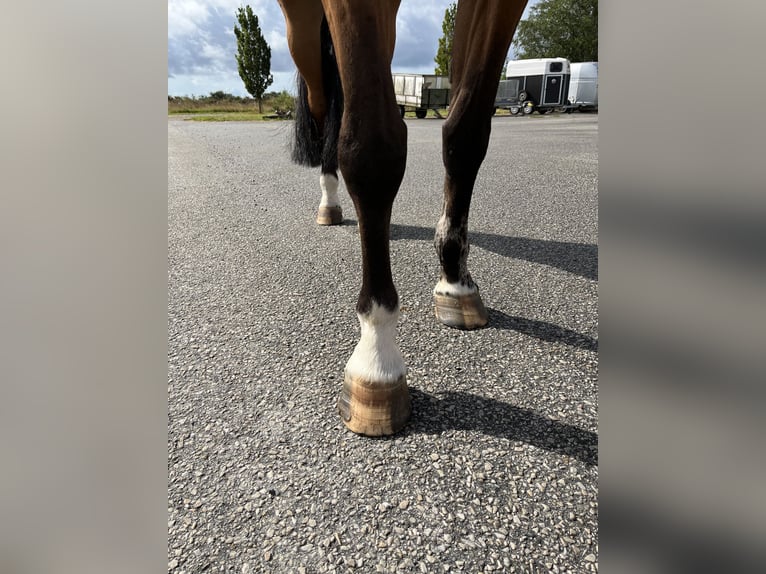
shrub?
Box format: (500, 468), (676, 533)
(268, 90), (295, 115)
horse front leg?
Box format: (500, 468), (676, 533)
(323, 0), (410, 435)
(433, 0), (527, 329)
(337, 200), (410, 435)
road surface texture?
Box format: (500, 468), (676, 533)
(168, 113), (598, 573)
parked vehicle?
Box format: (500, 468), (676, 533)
(392, 73), (451, 118)
(494, 57), (571, 115)
(566, 61), (598, 112)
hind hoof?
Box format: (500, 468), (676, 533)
(434, 291), (489, 330)
(338, 372), (410, 436)
(316, 206), (343, 225)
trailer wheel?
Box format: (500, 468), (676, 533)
(399, 105), (405, 118)
(522, 101), (534, 115)
(510, 106), (520, 116)
(415, 108), (427, 119)
(518, 91), (528, 102)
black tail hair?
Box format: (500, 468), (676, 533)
(291, 17), (343, 172)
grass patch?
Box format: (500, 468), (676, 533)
(168, 104), (258, 115)
(181, 112), (288, 122)
(168, 91), (295, 120)
(402, 108), (450, 119)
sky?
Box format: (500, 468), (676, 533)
(168, 0), (538, 98)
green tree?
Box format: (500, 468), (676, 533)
(434, 2), (457, 77)
(234, 5), (273, 113)
(208, 91), (235, 101)
(512, 0), (598, 62)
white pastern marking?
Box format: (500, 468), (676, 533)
(344, 303), (406, 383)
(435, 213), (450, 244)
(319, 173), (340, 207)
(433, 278), (478, 297)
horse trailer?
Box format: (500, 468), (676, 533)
(495, 57), (571, 115)
(392, 73), (451, 118)
(567, 61), (598, 111)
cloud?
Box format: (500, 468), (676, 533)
(168, 0), (294, 95)
(168, 0), (208, 40)
(168, 1), (536, 96)
(393, 1), (448, 71)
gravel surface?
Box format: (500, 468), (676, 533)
(168, 113), (598, 573)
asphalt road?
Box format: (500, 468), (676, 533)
(168, 113), (598, 573)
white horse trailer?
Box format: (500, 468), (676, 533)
(495, 58), (571, 115)
(567, 62), (598, 111)
(392, 73), (451, 118)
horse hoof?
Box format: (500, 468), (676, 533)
(316, 206), (343, 225)
(337, 372), (410, 436)
(434, 291), (489, 330)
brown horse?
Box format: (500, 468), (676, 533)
(277, 0), (529, 436)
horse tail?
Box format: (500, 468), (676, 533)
(319, 16), (342, 174)
(291, 75), (321, 166)
(290, 16), (343, 170)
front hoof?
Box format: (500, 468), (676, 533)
(434, 291), (489, 330)
(316, 205), (343, 225)
(337, 373), (410, 436)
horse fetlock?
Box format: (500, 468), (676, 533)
(338, 302), (410, 435)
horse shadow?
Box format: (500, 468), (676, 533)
(371, 222), (598, 462)
(487, 308), (598, 352)
(388, 223), (598, 352)
(389, 223), (598, 281)
(404, 387), (598, 466)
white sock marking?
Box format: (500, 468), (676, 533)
(319, 173), (340, 208)
(344, 303), (406, 383)
(433, 278), (478, 297)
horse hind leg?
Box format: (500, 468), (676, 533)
(315, 16), (345, 226)
(279, 1), (344, 225)
(294, 72), (343, 226)
(316, 172), (342, 225)
(316, 40), (343, 226)
(433, 0), (527, 330)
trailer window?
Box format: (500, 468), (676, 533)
(550, 62), (563, 73)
